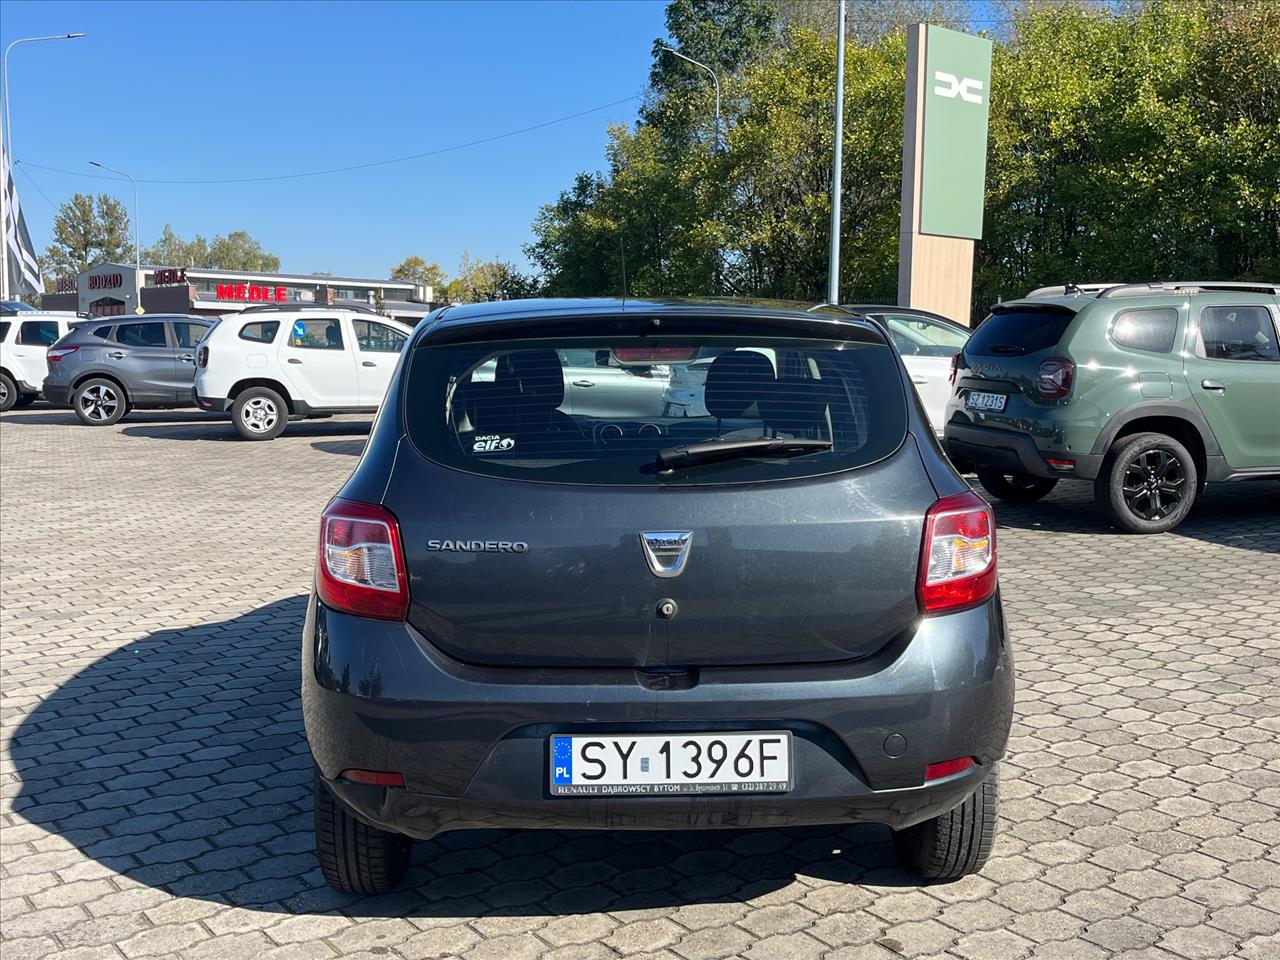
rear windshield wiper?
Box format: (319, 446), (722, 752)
(656, 438), (833, 472)
(987, 343), (1028, 354)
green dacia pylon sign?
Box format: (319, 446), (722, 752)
(919, 25), (993, 240)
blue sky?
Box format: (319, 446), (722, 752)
(3, 0), (668, 280)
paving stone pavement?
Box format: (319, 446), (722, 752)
(2, 405), (1278, 960)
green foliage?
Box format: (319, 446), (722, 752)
(529, 0), (1280, 319)
(142, 226), (281, 272)
(44, 193), (133, 277)
(389, 256), (448, 294)
(444, 252), (542, 303)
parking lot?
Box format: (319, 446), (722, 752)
(1, 406), (1278, 960)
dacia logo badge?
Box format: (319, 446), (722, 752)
(639, 531), (693, 578)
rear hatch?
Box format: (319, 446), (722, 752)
(386, 313), (938, 669)
(954, 303), (1080, 424)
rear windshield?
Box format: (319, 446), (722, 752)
(968, 308), (1076, 356)
(405, 334), (908, 485)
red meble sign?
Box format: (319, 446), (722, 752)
(216, 283), (288, 302)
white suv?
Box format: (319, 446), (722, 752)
(193, 306), (415, 439)
(0, 309), (79, 412)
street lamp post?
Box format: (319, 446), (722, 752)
(659, 45), (721, 152)
(89, 162), (140, 301)
(0, 32), (86, 300)
(827, 0), (847, 305)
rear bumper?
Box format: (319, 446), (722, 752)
(40, 381), (71, 406)
(192, 388), (230, 412)
(945, 422), (1102, 481)
(303, 594), (1014, 840)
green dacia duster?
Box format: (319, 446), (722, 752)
(944, 281), (1280, 533)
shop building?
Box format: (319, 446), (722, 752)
(41, 263), (436, 325)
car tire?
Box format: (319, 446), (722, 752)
(1095, 432), (1197, 534)
(232, 386), (288, 440)
(72, 378), (127, 426)
(893, 768), (998, 880)
(0, 372), (16, 412)
(15, 392), (38, 408)
(314, 769), (412, 894)
(974, 468), (1058, 503)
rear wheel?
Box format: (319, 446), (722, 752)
(0, 372), (16, 412)
(1095, 432), (1196, 534)
(72, 378), (127, 426)
(232, 386), (287, 440)
(314, 770), (411, 894)
(893, 768), (998, 880)
(974, 468), (1058, 503)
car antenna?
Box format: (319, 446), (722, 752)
(618, 235), (628, 303)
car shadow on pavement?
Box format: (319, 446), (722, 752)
(983, 477), (1280, 554)
(119, 420), (373, 443)
(311, 438), (368, 457)
(10, 596), (923, 920)
(0, 410), (219, 427)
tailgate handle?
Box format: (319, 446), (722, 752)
(1200, 379), (1226, 393)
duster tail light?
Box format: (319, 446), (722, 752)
(918, 491), (997, 613)
(1036, 357), (1074, 398)
(317, 498), (408, 621)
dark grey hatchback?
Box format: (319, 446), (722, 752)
(303, 298), (1013, 894)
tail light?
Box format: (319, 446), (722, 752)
(917, 490), (997, 613)
(47, 346), (79, 362)
(316, 498), (408, 621)
(1036, 357), (1074, 399)
(197, 345), (209, 368)
(948, 352), (959, 387)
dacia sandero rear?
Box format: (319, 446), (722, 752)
(302, 299), (1014, 893)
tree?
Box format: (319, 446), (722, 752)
(389, 256), (448, 294)
(44, 193), (132, 278)
(530, 0), (1280, 318)
(444, 252), (542, 302)
(142, 226), (281, 272)
(207, 231), (280, 272)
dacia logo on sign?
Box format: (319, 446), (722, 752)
(933, 71), (984, 104)
(472, 434), (516, 453)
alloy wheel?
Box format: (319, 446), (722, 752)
(0, 381), (9, 406)
(79, 385), (120, 422)
(241, 397), (279, 433)
(1121, 448), (1186, 521)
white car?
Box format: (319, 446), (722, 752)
(193, 306), (415, 439)
(851, 306), (970, 435)
(0, 307), (80, 412)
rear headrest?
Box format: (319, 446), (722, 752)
(704, 351), (777, 420)
(454, 380), (513, 433)
(498, 350), (565, 410)
(761, 375), (834, 434)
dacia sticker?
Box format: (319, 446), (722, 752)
(472, 434), (516, 454)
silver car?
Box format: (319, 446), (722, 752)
(42, 315), (212, 425)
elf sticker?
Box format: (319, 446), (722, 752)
(473, 434), (516, 454)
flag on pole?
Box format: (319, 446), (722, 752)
(3, 146), (44, 298)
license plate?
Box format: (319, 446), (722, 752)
(549, 732), (792, 796)
(965, 390), (1007, 412)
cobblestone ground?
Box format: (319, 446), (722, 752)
(2, 406), (1278, 960)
